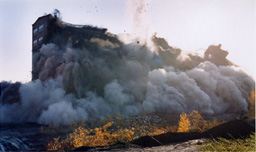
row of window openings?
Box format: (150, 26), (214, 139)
(33, 37), (44, 45)
(33, 24), (44, 34)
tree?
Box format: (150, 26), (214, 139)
(189, 110), (204, 131)
(178, 113), (191, 132)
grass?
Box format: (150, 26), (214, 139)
(200, 133), (255, 151)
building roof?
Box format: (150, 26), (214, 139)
(32, 14), (53, 26)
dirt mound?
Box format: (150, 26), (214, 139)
(203, 119), (255, 139)
(131, 119), (255, 147)
(131, 132), (202, 147)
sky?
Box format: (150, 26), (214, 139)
(0, 0), (255, 83)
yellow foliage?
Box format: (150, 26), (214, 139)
(205, 118), (223, 130)
(47, 121), (135, 150)
(47, 137), (59, 151)
(115, 128), (134, 142)
(147, 127), (166, 136)
(248, 89), (255, 118)
(189, 110), (202, 125)
(102, 121), (113, 132)
(47, 112), (229, 151)
(166, 125), (178, 132)
(187, 110), (223, 132)
(47, 137), (71, 151)
(188, 110), (205, 132)
(178, 113), (191, 132)
(69, 121), (118, 147)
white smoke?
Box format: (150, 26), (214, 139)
(1, 37), (255, 124)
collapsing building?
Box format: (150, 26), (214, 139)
(0, 12), (253, 124)
(32, 14), (233, 81)
(32, 14), (119, 80)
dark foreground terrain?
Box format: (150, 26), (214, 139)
(0, 119), (254, 151)
(74, 119), (255, 151)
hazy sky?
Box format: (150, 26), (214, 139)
(0, 0), (255, 83)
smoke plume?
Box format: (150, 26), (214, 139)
(0, 11), (254, 124)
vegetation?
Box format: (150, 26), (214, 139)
(188, 110), (204, 131)
(177, 113), (190, 132)
(177, 110), (223, 133)
(200, 133), (255, 151)
(47, 122), (134, 150)
(46, 110), (227, 150)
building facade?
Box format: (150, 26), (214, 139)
(32, 14), (53, 80)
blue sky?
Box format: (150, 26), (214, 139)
(0, 0), (255, 82)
